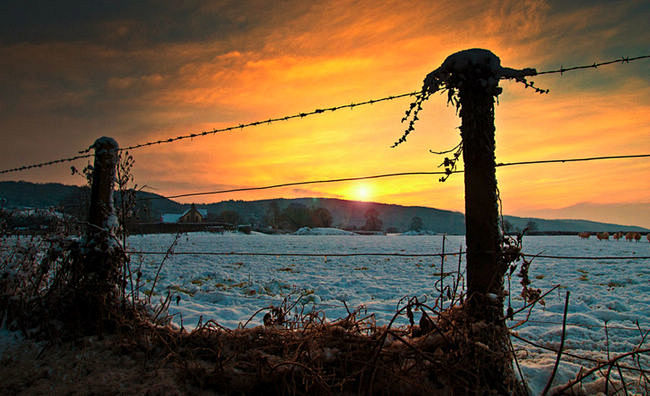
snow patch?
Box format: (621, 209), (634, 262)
(294, 227), (356, 236)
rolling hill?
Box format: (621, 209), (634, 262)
(1, 181), (647, 233)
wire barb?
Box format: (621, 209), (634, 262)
(1, 54), (647, 175)
(118, 91), (419, 153)
(536, 54), (650, 76)
(0, 153), (94, 175)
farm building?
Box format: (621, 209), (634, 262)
(161, 204), (207, 223)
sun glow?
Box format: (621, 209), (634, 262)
(353, 183), (372, 202)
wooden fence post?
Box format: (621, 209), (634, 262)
(89, 137), (119, 232)
(439, 49), (529, 395)
(457, 60), (503, 319)
(395, 48), (537, 393)
(81, 136), (121, 330)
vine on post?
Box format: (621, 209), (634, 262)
(393, 49), (542, 395)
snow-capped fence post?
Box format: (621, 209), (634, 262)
(396, 49), (537, 394)
(88, 137), (118, 233)
(453, 50), (534, 394)
(80, 136), (122, 332)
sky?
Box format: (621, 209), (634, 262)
(0, 0), (649, 227)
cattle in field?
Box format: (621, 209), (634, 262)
(578, 232), (591, 239)
(612, 232), (624, 240)
(596, 232), (609, 240)
(625, 232), (641, 241)
(647, 234), (650, 242)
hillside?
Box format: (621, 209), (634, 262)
(1, 181), (647, 233)
(0, 181), (183, 221)
(0, 181), (81, 208)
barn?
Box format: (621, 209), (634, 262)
(161, 204), (207, 223)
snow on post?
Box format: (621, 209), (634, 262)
(398, 48), (537, 318)
(444, 48), (533, 395)
(88, 137), (119, 232)
(82, 136), (121, 331)
(395, 49), (538, 394)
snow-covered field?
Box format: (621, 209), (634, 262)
(2, 232), (648, 394)
(127, 232), (649, 394)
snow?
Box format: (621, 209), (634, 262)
(2, 233), (649, 394)
(294, 227), (356, 235)
(400, 230), (438, 235)
(439, 48), (502, 74)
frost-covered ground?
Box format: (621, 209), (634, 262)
(126, 232), (649, 394)
(2, 232), (649, 394)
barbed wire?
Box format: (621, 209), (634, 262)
(510, 320), (647, 332)
(138, 153), (650, 201)
(496, 154), (650, 167)
(137, 171), (451, 201)
(0, 153), (93, 175)
(113, 54), (647, 154)
(509, 333), (650, 375)
(3, 243), (647, 260)
(535, 55), (650, 75)
(1, 54), (647, 176)
(126, 250), (650, 260)
(523, 254), (650, 260)
(126, 250), (464, 257)
(0, 92), (418, 176)
(97, 91), (420, 154)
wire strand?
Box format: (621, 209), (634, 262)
(536, 55), (650, 75)
(126, 250), (650, 260)
(126, 250), (463, 257)
(496, 154), (650, 167)
(524, 254), (650, 260)
(511, 320), (648, 332)
(0, 153), (93, 175)
(115, 91), (420, 153)
(2, 54), (648, 175)
(137, 171), (452, 201)
(138, 153), (650, 201)
(0, 92), (419, 175)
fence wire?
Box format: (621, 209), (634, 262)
(125, 250), (650, 260)
(535, 55), (650, 75)
(126, 250), (464, 257)
(136, 153), (650, 201)
(1, 53), (647, 176)
(0, 153), (93, 176)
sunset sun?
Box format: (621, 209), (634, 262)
(353, 183), (372, 202)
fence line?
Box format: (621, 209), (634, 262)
(496, 154), (650, 167)
(535, 54), (650, 76)
(0, 91), (416, 176)
(119, 283), (650, 333)
(4, 245), (646, 260)
(510, 320), (647, 333)
(116, 92), (420, 153)
(126, 250), (464, 257)
(138, 170), (453, 201)
(523, 254), (650, 260)
(1, 53), (647, 176)
(0, 153), (94, 175)
(124, 250), (650, 260)
(136, 153), (650, 201)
